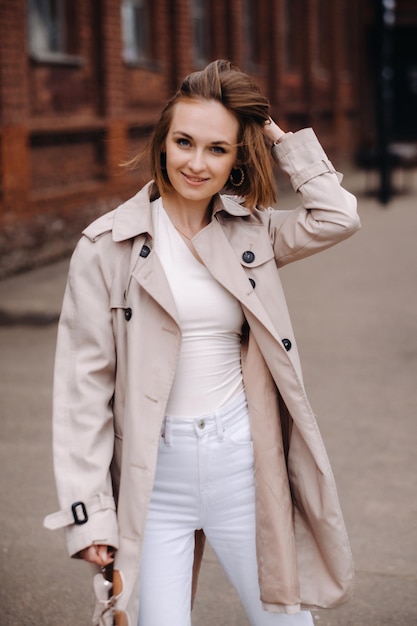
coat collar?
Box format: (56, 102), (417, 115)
(111, 182), (252, 243)
(112, 183), (154, 243)
(115, 183), (285, 353)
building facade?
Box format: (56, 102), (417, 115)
(0, 0), (415, 275)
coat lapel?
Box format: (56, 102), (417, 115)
(131, 244), (180, 326)
(111, 186), (288, 344)
(193, 218), (283, 344)
(110, 183), (180, 325)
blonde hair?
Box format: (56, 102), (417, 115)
(145, 60), (277, 209)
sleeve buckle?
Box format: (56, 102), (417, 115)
(71, 501), (89, 525)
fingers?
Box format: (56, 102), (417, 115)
(263, 118), (286, 143)
(81, 544), (115, 566)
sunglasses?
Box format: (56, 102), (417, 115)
(93, 566), (128, 626)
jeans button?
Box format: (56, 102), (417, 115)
(197, 419), (205, 429)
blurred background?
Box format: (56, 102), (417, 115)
(0, 0), (416, 278)
(1, 2), (417, 625)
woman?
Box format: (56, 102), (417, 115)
(44, 60), (360, 626)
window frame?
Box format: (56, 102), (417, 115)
(242, 0), (263, 70)
(121, 0), (157, 68)
(281, 0), (304, 75)
(191, 0), (210, 69)
(27, 0), (82, 66)
(314, 0), (332, 79)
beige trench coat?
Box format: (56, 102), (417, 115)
(45, 129), (360, 625)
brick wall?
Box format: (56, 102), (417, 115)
(0, 0), (30, 218)
(0, 0), (371, 278)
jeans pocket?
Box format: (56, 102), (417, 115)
(224, 414), (252, 445)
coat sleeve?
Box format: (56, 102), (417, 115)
(44, 235), (119, 557)
(266, 128), (360, 267)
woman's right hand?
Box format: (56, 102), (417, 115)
(81, 544), (115, 566)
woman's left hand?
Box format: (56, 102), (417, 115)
(263, 118), (286, 144)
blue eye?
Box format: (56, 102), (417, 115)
(211, 146), (226, 154)
(176, 138), (190, 147)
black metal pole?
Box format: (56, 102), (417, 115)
(375, 0), (396, 204)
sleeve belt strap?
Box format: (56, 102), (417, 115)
(43, 494), (116, 530)
(290, 159), (337, 191)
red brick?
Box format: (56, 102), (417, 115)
(0, 0), (413, 276)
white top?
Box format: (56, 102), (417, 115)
(152, 198), (245, 417)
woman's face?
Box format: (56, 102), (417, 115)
(164, 98), (239, 209)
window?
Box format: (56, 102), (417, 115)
(28, 0), (65, 55)
(316, 0), (332, 75)
(340, 0), (355, 77)
(282, 0), (304, 73)
(121, 0), (154, 65)
(27, 0), (79, 63)
(243, 0), (262, 67)
(192, 0), (209, 67)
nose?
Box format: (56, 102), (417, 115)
(188, 149), (205, 172)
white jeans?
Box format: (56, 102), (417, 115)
(138, 392), (313, 626)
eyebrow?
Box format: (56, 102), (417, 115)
(172, 130), (233, 146)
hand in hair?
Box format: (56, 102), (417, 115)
(263, 118), (287, 145)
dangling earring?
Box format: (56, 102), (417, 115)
(160, 152), (167, 169)
(229, 167), (245, 187)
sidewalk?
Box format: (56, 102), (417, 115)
(0, 174), (416, 625)
(0, 258), (69, 325)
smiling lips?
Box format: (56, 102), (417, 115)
(182, 172), (209, 184)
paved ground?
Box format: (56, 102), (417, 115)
(0, 171), (416, 625)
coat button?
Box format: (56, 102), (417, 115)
(140, 244), (151, 258)
(249, 278), (256, 289)
(125, 307), (132, 321)
(282, 338), (292, 351)
(242, 250), (255, 263)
